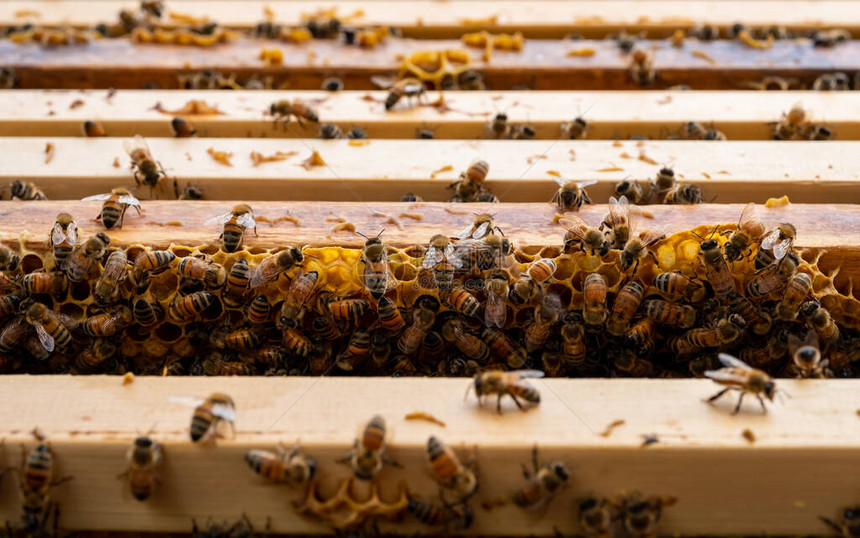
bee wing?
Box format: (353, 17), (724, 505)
(81, 193), (112, 202)
(444, 245), (463, 268)
(66, 222), (78, 246)
(33, 323), (55, 353)
(50, 223), (66, 246)
(211, 403), (236, 422)
(118, 194), (140, 206)
(737, 202), (763, 231)
(456, 224), (474, 240)
(510, 369), (545, 379)
(237, 213), (256, 229)
(484, 293), (506, 328)
(606, 195), (631, 226)
(471, 221), (491, 239)
(703, 368), (748, 384)
(553, 177), (568, 188)
(759, 229), (780, 251)
(249, 257), (277, 288)
(403, 81), (424, 93)
(639, 227), (667, 248)
(203, 211), (233, 227)
(168, 395), (205, 408)
(717, 352), (752, 371)
(422, 247), (443, 269)
(60, 248), (85, 271)
(771, 237), (792, 261)
(577, 180), (597, 189)
(370, 75), (395, 89)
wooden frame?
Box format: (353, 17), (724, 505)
(0, 376), (857, 535)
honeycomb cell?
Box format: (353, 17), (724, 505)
(155, 323), (183, 343)
(21, 254), (43, 274)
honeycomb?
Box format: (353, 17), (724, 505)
(397, 49), (477, 90)
(1, 220), (858, 379)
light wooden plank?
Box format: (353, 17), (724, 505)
(0, 138), (858, 204)
(0, 376), (857, 535)
(4, 90), (860, 141)
(3, 1), (860, 38)
(4, 38), (859, 91)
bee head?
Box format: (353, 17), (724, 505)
(553, 462), (570, 481)
(763, 381), (776, 401)
(135, 436), (153, 448)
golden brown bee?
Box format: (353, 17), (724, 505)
(124, 135), (166, 193)
(400, 191), (423, 201)
(376, 296), (405, 332)
(170, 117), (196, 138)
(508, 274), (539, 307)
(408, 498), (473, 531)
(245, 443), (316, 485)
(18, 441), (72, 533)
(205, 204), (257, 253)
(398, 307), (435, 355)
(8, 180), (48, 201)
(703, 128), (727, 141)
(646, 166), (676, 203)
(174, 180), (203, 200)
(0, 317), (29, 353)
(462, 159), (490, 187)
(243, 295), (270, 325)
(618, 492), (676, 538)
(777, 272), (812, 321)
(486, 111), (509, 138)
(74, 338), (117, 373)
(422, 234), (461, 297)
(629, 48), (655, 86)
(0, 294), (21, 319)
(448, 178), (479, 202)
(359, 231), (394, 300)
(606, 280), (645, 337)
(705, 353), (778, 414)
(551, 179), (595, 214)
(324, 297), (368, 324)
(133, 250), (176, 281)
(284, 270), (317, 308)
(819, 506), (860, 537)
(189, 392), (236, 442)
(812, 72), (851, 91)
(811, 28), (851, 47)
(525, 294), (561, 352)
(559, 215), (609, 256)
(653, 271), (705, 303)
(700, 238), (736, 299)
(269, 99), (319, 125)
(725, 291), (772, 336)
(318, 122), (344, 139)
(527, 258), (557, 284)
(469, 369), (544, 414)
(82, 120), (106, 137)
(583, 273), (608, 326)
(214, 327), (263, 351)
(0, 246), (20, 273)
(721, 203), (768, 262)
(427, 435), (478, 505)
(746, 254), (798, 298)
(807, 305), (840, 348)
(773, 102), (807, 140)
(483, 270), (509, 329)
(83, 187), (141, 229)
(513, 446), (569, 509)
(336, 327), (372, 370)
(442, 317), (489, 362)
(371, 76), (427, 110)
(561, 312), (587, 366)
(670, 314), (745, 354)
(22, 272), (68, 298)
(119, 434), (162, 501)
(447, 288), (481, 318)
(25, 302), (74, 353)
(644, 299), (696, 329)
(222, 259), (251, 308)
(81, 305), (133, 337)
(483, 327), (527, 369)
(619, 228), (665, 272)
(62, 235), (108, 283)
(601, 195), (634, 249)
(665, 183), (705, 204)
(788, 331), (829, 379)
(756, 222), (797, 270)
(93, 249), (128, 304)
(806, 124), (834, 140)
(337, 414), (400, 480)
(283, 327), (312, 357)
(168, 291), (216, 322)
(578, 497), (613, 537)
(614, 179), (644, 205)
(178, 256), (227, 288)
(562, 114), (590, 140)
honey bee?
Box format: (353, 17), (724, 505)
(82, 120), (106, 137)
(319, 122), (344, 139)
(509, 124), (536, 139)
(720, 203), (768, 262)
(168, 291), (216, 322)
(578, 497), (613, 538)
(629, 48), (655, 86)
(222, 259), (251, 308)
(528, 258), (557, 284)
(283, 327), (312, 357)
(442, 317), (489, 362)
(22, 272), (68, 298)
(806, 305), (840, 348)
(561, 312), (587, 366)
(0, 317), (29, 353)
(62, 235), (108, 283)
(619, 228), (665, 272)
(427, 435), (478, 505)
(119, 434), (162, 501)
(8, 180), (48, 201)
(617, 492), (676, 538)
(559, 215), (609, 256)
(251, 249), (303, 290)
(486, 111), (509, 138)
(614, 179), (644, 205)
(583, 273), (608, 326)
(398, 307), (435, 355)
(525, 294), (562, 352)
(773, 102), (807, 140)
(468, 369), (544, 414)
(461, 159), (490, 186)
(205, 204), (257, 253)
(705, 353), (778, 414)
(513, 446), (569, 509)
(699, 238), (736, 299)
(326, 297), (369, 324)
(130, 296), (161, 327)
(551, 179), (596, 214)
(508, 274), (539, 307)
(213, 327), (263, 351)
(358, 231), (394, 300)
(601, 195), (633, 249)
(819, 506), (860, 537)
(133, 250), (176, 280)
(269, 99), (319, 125)
(93, 249), (128, 304)
(82, 188), (141, 229)
(777, 272), (812, 321)
(653, 272), (705, 303)
(812, 72), (851, 91)
(606, 280), (645, 337)
(337, 415), (400, 480)
(756, 223), (797, 269)
(745, 253), (797, 298)
(336, 327), (372, 370)
(457, 213), (503, 240)
(400, 192), (423, 202)
(788, 330), (829, 379)
(178, 256), (227, 288)
(665, 183), (705, 204)
(17, 441), (73, 533)
(811, 28), (851, 47)
(372, 296), (403, 333)
(483, 270), (509, 328)
(74, 338), (117, 373)
(644, 299), (696, 328)
(81, 305), (133, 337)
(561, 111), (591, 140)
(322, 77), (344, 91)
(0, 246), (20, 273)
(169, 117), (197, 138)
(408, 499), (474, 531)
(422, 234), (462, 297)
(25, 302), (73, 353)
(174, 181), (204, 200)
(371, 76), (427, 110)
(188, 392), (236, 442)
(448, 288), (481, 318)
(482, 327), (526, 369)
(124, 135), (166, 193)
(245, 443), (316, 485)
(646, 166), (676, 204)
(0, 294), (21, 319)
(670, 314), (745, 354)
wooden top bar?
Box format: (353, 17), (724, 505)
(4, 90), (860, 141)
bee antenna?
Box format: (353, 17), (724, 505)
(577, 100), (597, 119)
(355, 230), (369, 240)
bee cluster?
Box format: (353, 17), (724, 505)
(0, 197), (856, 380)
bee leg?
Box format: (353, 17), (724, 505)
(51, 475), (74, 487)
(732, 392), (746, 415)
(756, 394), (768, 414)
(496, 394), (504, 414)
(382, 452), (403, 468)
(521, 463), (531, 480)
(705, 387), (730, 404)
(818, 516), (842, 533)
(509, 393), (526, 411)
